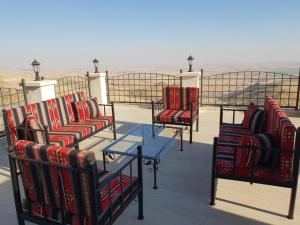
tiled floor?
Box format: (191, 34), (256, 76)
(0, 105), (299, 225)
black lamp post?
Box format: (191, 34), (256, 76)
(31, 59), (41, 81)
(187, 55), (194, 72)
(93, 58), (99, 73)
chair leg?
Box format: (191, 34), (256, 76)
(17, 217), (25, 225)
(196, 115), (199, 132)
(113, 123), (117, 140)
(288, 186), (297, 219)
(210, 137), (218, 206)
(210, 175), (217, 206)
(138, 190), (144, 220)
(189, 123), (193, 143)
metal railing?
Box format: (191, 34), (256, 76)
(55, 75), (90, 98)
(107, 73), (182, 103)
(0, 84), (26, 137)
(200, 71), (300, 109)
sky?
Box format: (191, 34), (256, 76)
(0, 0), (299, 73)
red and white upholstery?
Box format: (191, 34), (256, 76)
(153, 86), (199, 143)
(14, 140), (138, 225)
(155, 86), (199, 124)
(215, 97), (297, 185)
(4, 92), (113, 147)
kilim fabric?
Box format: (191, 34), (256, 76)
(19, 114), (46, 144)
(155, 109), (197, 123)
(14, 140), (139, 225)
(242, 103), (258, 128)
(162, 86), (199, 111)
(248, 109), (266, 133)
(219, 124), (251, 135)
(71, 98), (101, 122)
(215, 96), (297, 184)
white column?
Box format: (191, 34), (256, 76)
(88, 72), (108, 104)
(23, 80), (57, 104)
(179, 71), (202, 88)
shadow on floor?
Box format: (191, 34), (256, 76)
(0, 126), (293, 225)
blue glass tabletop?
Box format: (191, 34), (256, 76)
(102, 124), (181, 160)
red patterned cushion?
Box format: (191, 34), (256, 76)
(155, 109), (196, 123)
(163, 86), (181, 110)
(19, 114), (46, 144)
(218, 133), (243, 143)
(248, 109), (266, 133)
(57, 92), (86, 124)
(242, 103), (258, 128)
(162, 86), (199, 111)
(48, 134), (75, 147)
(219, 124), (251, 135)
(72, 98), (100, 122)
(236, 132), (277, 168)
(15, 140), (138, 224)
(50, 125), (91, 140)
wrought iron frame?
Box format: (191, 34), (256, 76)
(107, 73), (182, 104)
(8, 144), (143, 225)
(55, 75), (90, 98)
(210, 107), (300, 219)
(201, 70), (300, 109)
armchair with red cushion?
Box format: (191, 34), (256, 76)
(8, 140), (143, 225)
(210, 97), (300, 219)
(151, 86), (200, 143)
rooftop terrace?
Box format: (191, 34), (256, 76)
(0, 104), (299, 225)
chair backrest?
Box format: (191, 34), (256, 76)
(3, 92), (85, 145)
(13, 140), (98, 221)
(162, 86), (199, 111)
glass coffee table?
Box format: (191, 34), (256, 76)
(102, 124), (183, 189)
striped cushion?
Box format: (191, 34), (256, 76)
(219, 124), (251, 135)
(15, 140), (138, 224)
(249, 109), (266, 133)
(163, 86), (199, 111)
(20, 114), (46, 144)
(48, 134), (75, 147)
(155, 109), (197, 123)
(55, 92), (85, 125)
(72, 98), (100, 122)
(50, 126), (91, 140)
(242, 103), (258, 128)
(236, 133), (277, 168)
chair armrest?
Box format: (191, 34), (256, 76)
(222, 107), (247, 112)
(97, 102), (115, 120)
(219, 105), (246, 126)
(98, 103), (113, 107)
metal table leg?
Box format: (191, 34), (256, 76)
(102, 152), (107, 171)
(153, 160), (158, 189)
(180, 128), (183, 151)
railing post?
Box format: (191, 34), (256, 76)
(200, 68), (203, 106)
(106, 70), (110, 104)
(20, 79), (57, 104)
(86, 71), (92, 99)
(88, 70), (108, 104)
(20, 79), (28, 105)
(295, 67), (300, 110)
